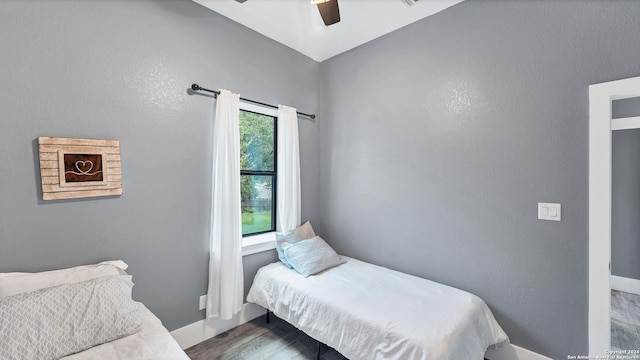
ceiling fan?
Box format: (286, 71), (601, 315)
(311, 0), (340, 26)
(234, 0), (341, 27)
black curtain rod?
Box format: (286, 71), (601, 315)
(191, 84), (316, 120)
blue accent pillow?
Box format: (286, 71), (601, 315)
(282, 236), (345, 277)
(275, 221), (315, 268)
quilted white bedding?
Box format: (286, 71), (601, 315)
(61, 302), (189, 360)
(247, 257), (508, 360)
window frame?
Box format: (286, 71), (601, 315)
(238, 102), (278, 255)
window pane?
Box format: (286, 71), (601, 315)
(240, 110), (275, 172)
(241, 175), (274, 235)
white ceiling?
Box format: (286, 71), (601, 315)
(192, 0), (464, 62)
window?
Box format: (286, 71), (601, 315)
(240, 108), (276, 237)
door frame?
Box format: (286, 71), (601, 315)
(589, 75), (640, 355)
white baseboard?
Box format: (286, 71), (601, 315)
(170, 302), (266, 350)
(611, 275), (640, 295)
(485, 343), (552, 360)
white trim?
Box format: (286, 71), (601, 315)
(170, 302), (266, 350)
(612, 116), (640, 131)
(611, 275), (640, 295)
(485, 344), (552, 360)
(239, 100), (278, 117)
(242, 231), (276, 256)
(589, 77), (613, 357)
(589, 75), (640, 356)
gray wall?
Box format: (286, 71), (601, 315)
(0, 0), (319, 331)
(612, 99), (640, 280)
(613, 98), (640, 119)
(317, 1), (640, 358)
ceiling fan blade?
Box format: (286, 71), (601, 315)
(316, 0), (340, 26)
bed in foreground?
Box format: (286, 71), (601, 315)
(247, 256), (509, 360)
(0, 261), (189, 360)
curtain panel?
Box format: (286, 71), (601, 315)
(277, 105), (301, 232)
(207, 89), (244, 320)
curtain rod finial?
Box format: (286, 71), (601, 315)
(191, 84), (201, 91)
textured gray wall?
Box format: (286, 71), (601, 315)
(0, 0), (319, 331)
(317, 1), (640, 358)
(612, 100), (640, 280)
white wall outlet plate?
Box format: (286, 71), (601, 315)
(538, 202), (561, 221)
(199, 295), (207, 310)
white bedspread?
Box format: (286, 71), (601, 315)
(247, 257), (508, 360)
(61, 302), (189, 360)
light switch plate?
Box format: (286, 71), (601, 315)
(538, 203), (561, 221)
(199, 295), (207, 310)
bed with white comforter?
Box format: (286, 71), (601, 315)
(0, 261), (189, 360)
(247, 256), (508, 360)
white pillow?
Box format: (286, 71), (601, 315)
(275, 221), (316, 268)
(283, 236), (345, 277)
(0, 260), (128, 297)
(0, 275), (141, 360)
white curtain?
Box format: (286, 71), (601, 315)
(277, 105), (301, 232)
(207, 89), (244, 320)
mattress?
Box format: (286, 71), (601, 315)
(247, 256), (509, 360)
(61, 302), (189, 360)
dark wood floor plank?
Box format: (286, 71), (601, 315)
(185, 341), (232, 360)
(185, 314), (347, 360)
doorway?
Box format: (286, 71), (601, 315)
(589, 75), (640, 355)
(611, 102), (640, 349)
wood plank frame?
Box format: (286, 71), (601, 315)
(38, 137), (122, 200)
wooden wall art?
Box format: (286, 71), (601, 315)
(38, 137), (122, 200)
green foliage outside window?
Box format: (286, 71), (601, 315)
(239, 110), (276, 235)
